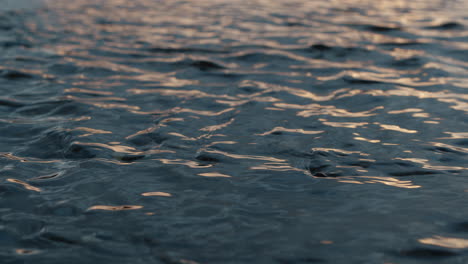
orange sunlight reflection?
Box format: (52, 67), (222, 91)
(419, 236), (468, 249)
(87, 205), (143, 211)
(142, 192), (172, 197)
(257, 127), (324, 136)
(198, 172), (232, 178)
(335, 176), (421, 189)
(6, 179), (42, 192)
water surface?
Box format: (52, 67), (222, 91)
(1, 0), (468, 263)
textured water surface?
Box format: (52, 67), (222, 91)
(1, 0), (468, 263)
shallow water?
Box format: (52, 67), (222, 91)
(1, 0), (468, 263)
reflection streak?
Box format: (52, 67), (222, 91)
(419, 236), (468, 249)
(6, 179), (42, 192)
(336, 176), (421, 189)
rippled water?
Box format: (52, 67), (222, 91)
(1, 0), (468, 263)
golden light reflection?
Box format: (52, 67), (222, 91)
(311, 148), (370, 156)
(167, 132), (226, 141)
(421, 165), (466, 170)
(274, 103), (383, 118)
(200, 118), (235, 132)
(394, 157), (428, 164)
(250, 162), (303, 172)
(6, 178), (42, 192)
(257, 127), (324, 136)
(73, 141), (174, 155)
(157, 159), (212, 168)
(65, 95), (141, 111)
(412, 112), (430, 118)
(125, 126), (158, 140)
(142, 192), (172, 197)
(15, 249), (40, 255)
(429, 142), (468, 154)
(72, 142), (132, 153)
(204, 141), (237, 148)
(132, 107), (235, 117)
(265, 107), (285, 111)
(439, 132), (468, 139)
(335, 176), (421, 189)
(319, 118), (368, 128)
(124, 75), (199, 87)
(64, 88), (113, 95)
(204, 149), (286, 162)
(65, 126), (112, 137)
(93, 158), (138, 165)
(174, 107), (236, 116)
(198, 172), (232, 178)
(388, 108), (423, 114)
(127, 88), (236, 100)
(0, 116), (91, 124)
(239, 80), (352, 102)
(1, 153), (60, 164)
(87, 205), (143, 211)
(167, 132), (198, 141)
(354, 137), (381, 143)
(376, 123), (418, 134)
(424, 121), (440, 124)
(72, 127), (112, 134)
(394, 157), (467, 171)
(365, 86), (468, 113)
(83, 101), (140, 111)
(215, 99), (250, 107)
(419, 236), (468, 249)
(64, 95), (127, 102)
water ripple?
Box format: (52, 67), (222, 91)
(1, 0), (468, 263)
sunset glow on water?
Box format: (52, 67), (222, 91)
(1, 0), (467, 263)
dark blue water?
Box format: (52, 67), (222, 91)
(1, 0), (468, 263)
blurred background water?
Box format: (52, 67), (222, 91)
(0, 0), (468, 263)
